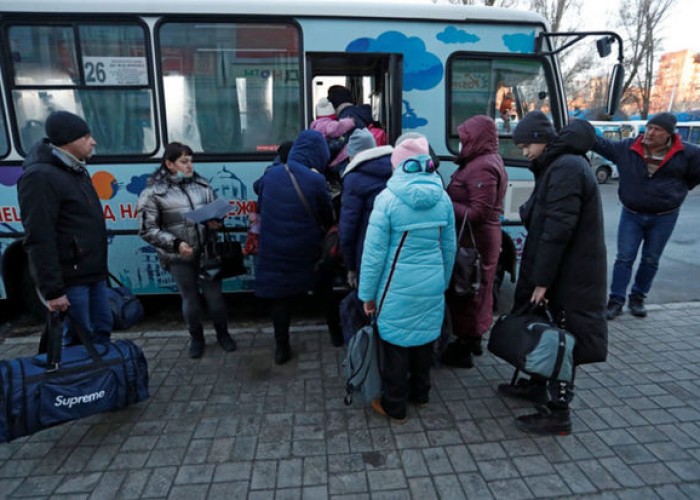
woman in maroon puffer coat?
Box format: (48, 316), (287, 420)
(441, 115), (508, 368)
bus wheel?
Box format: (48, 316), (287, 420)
(596, 166), (611, 184)
(21, 266), (46, 320)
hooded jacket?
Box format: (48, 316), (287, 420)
(592, 133), (700, 214)
(358, 164), (456, 347)
(339, 145), (394, 273)
(254, 130), (334, 298)
(136, 169), (216, 266)
(515, 120), (608, 365)
(17, 139), (108, 300)
(447, 116), (507, 338)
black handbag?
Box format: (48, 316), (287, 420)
(199, 230), (247, 280)
(450, 214), (481, 297)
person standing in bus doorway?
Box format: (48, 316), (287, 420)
(592, 113), (700, 320)
(359, 137), (456, 423)
(17, 110), (112, 345)
(500, 112), (607, 435)
(254, 130), (343, 365)
(441, 115), (507, 369)
(137, 142), (237, 359)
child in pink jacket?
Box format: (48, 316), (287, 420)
(310, 97), (355, 140)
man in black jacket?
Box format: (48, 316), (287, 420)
(18, 110), (111, 344)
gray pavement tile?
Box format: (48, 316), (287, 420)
(645, 440), (692, 461)
(629, 462), (680, 486)
(87, 470), (126, 500)
(599, 457), (645, 488)
(366, 469), (407, 491)
(57, 447), (96, 474)
(407, 477), (439, 499)
(679, 481), (700, 498)
(653, 484), (694, 500)
(534, 437), (570, 463)
(477, 458), (521, 482)
(300, 485), (328, 500)
(0, 458), (38, 478)
(552, 462), (598, 495)
(444, 444), (478, 473)
(115, 468), (152, 499)
(53, 473), (102, 494)
(328, 471), (367, 495)
(174, 464), (215, 485)
(512, 455), (556, 476)
(523, 473), (572, 498)
(11, 474), (63, 497)
(433, 474), (467, 500)
(207, 437), (235, 463)
(212, 462), (252, 483)
(327, 453), (365, 474)
(577, 459), (622, 490)
(485, 478), (533, 500)
(612, 444), (658, 465)
(467, 442), (506, 461)
(361, 450), (401, 470)
(457, 472), (493, 500)
(146, 448), (187, 468)
(393, 431), (429, 450)
(231, 436), (257, 460)
(206, 481), (248, 500)
(277, 458), (303, 488)
(615, 487), (663, 500)
(302, 456), (327, 485)
(250, 460), (277, 490)
(110, 451), (150, 470)
(167, 484), (209, 499)
(422, 447), (454, 475)
(399, 449), (429, 477)
(665, 459), (700, 481)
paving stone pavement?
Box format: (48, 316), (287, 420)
(1, 302), (700, 499)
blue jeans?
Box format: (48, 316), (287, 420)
(63, 280), (113, 345)
(609, 207), (679, 304)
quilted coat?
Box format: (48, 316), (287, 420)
(358, 162), (456, 347)
(254, 130), (334, 298)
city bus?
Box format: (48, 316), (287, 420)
(676, 121), (700, 145)
(0, 0), (622, 314)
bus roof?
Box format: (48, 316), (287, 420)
(0, 0), (547, 25)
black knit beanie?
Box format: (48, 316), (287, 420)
(647, 112), (677, 135)
(512, 110), (556, 145)
(327, 86), (353, 109)
(45, 111), (91, 146)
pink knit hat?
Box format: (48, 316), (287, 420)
(390, 137), (429, 169)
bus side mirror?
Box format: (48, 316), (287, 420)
(606, 63), (624, 117)
(596, 36), (614, 58)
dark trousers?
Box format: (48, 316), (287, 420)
(380, 340), (434, 420)
(269, 272), (340, 341)
(169, 262), (227, 332)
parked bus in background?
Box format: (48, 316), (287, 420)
(0, 0), (623, 314)
(676, 121), (700, 145)
(588, 121), (622, 184)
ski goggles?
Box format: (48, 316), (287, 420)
(401, 155), (436, 174)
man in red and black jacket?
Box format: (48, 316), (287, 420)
(592, 113), (700, 319)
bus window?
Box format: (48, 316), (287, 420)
(449, 57), (552, 159)
(7, 23), (155, 156)
(690, 127), (700, 145)
(0, 98), (8, 158)
(158, 22), (301, 154)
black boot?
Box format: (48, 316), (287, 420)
(497, 378), (548, 404)
(628, 295), (647, 318)
(440, 340), (473, 368)
(275, 339), (291, 365)
(515, 404), (571, 435)
(214, 322), (237, 352)
(188, 326), (205, 359)
(466, 337), (483, 357)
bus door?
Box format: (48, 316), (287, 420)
(305, 53), (402, 145)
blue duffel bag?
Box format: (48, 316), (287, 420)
(0, 311), (149, 443)
(107, 273), (145, 331)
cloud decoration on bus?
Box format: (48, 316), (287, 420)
(436, 26), (480, 45)
(126, 173), (151, 196)
(503, 32), (536, 53)
(346, 31), (443, 91)
(402, 100), (428, 129)
(0, 167), (22, 187)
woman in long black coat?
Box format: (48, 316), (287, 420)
(501, 112), (608, 435)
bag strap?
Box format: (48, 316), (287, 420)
(284, 164), (324, 229)
(108, 272), (124, 288)
(377, 231), (408, 317)
(551, 330), (567, 382)
(457, 213), (478, 251)
(45, 309), (102, 370)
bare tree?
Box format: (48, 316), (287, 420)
(617, 0), (673, 118)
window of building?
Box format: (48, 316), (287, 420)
(448, 56), (553, 159)
(158, 21), (301, 154)
(7, 22), (155, 156)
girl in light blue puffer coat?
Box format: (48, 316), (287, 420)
(358, 136), (456, 422)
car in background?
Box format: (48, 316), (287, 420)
(588, 121), (623, 184)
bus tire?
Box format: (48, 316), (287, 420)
(596, 166), (611, 184)
(21, 265), (46, 320)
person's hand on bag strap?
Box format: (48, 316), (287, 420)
(206, 219), (223, 230)
(47, 294), (70, 313)
(363, 300), (376, 317)
(177, 240), (193, 258)
(530, 286), (548, 307)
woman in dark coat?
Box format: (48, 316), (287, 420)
(441, 115), (507, 368)
(254, 130), (342, 364)
(501, 111), (608, 435)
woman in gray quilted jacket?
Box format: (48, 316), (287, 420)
(137, 142), (236, 358)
